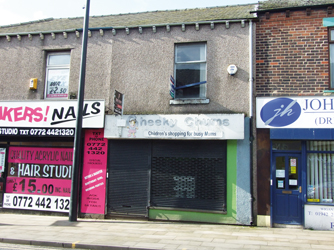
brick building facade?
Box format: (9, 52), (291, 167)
(256, 5), (332, 97)
(255, 0), (334, 229)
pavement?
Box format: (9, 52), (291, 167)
(0, 213), (333, 250)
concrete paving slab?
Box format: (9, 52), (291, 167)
(0, 213), (334, 250)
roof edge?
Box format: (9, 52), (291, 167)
(252, 3), (334, 13)
(0, 18), (54, 29)
(88, 3), (258, 19)
(0, 19), (256, 37)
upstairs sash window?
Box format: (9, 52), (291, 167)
(174, 43), (207, 99)
(45, 53), (70, 99)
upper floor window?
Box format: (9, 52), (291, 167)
(174, 43), (207, 99)
(45, 53), (70, 99)
(329, 29), (334, 89)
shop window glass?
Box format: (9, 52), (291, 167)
(174, 43), (207, 99)
(272, 140), (301, 151)
(307, 141), (334, 204)
(45, 53), (70, 99)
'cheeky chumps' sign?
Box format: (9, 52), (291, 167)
(104, 114), (244, 140)
(257, 96), (334, 128)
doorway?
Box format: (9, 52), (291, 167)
(272, 152), (303, 225)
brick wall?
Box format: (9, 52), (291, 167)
(256, 8), (334, 97)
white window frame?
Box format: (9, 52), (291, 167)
(173, 43), (207, 100)
(45, 52), (71, 99)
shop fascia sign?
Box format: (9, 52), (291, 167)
(104, 114), (244, 140)
(257, 96), (334, 128)
(0, 100), (105, 137)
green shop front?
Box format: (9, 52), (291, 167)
(104, 114), (252, 225)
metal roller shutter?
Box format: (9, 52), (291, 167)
(151, 140), (227, 212)
(107, 140), (150, 217)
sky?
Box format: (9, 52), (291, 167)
(0, 0), (258, 26)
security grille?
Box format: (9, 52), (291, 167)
(107, 140), (150, 217)
(107, 139), (227, 216)
(151, 141), (226, 212)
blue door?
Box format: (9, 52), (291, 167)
(272, 153), (303, 225)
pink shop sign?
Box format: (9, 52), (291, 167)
(81, 129), (108, 214)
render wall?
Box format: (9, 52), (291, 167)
(0, 22), (252, 115)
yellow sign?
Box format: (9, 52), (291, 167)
(290, 166), (296, 174)
(307, 199), (320, 202)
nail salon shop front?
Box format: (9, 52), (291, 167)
(257, 96), (334, 230)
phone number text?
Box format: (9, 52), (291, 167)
(3, 193), (70, 213)
(0, 127), (75, 137)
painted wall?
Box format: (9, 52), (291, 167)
(0, 22), (252, 115)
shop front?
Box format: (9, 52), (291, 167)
(0, 100), (105, 215)
(257, 96), (334, 230)
(104, 114), (253, 225)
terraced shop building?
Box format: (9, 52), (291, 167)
(0, 3), (257, 225)
(255, 0), (334, 230)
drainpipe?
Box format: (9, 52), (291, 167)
(249, 19), (254, 225)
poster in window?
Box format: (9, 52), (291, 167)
(289, 179), (298, 186)
(3, 147), (73, 212)
(276, 170), (285, 178)
(0, 148), (5, 172)
(46, 69), (69, 99)
(290, 158), (296, 167)
(290, 166), (297, 174)
(277, 180), (284, 189)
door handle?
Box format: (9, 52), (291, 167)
(299, 186), (302, 193)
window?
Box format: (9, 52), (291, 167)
(307, 141), (334, 204)
(174, 43), (207, 99)
(45, 53), (70, 99)
(329, 29), (334, 89)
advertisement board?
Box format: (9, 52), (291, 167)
(0, 100), (105, 137)
(257, 96), (334, 128)
(105, 114), (244, 140)
(3, 146), (73, 213)
(80, 129), (108, 214)
(305, 205), (334, 230)
(114, 90), (123, 115)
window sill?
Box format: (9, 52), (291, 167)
(170, 98), (210, 105)
(324, 90), (334, 93)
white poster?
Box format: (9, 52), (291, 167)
(257, 96), (334, 128)
(46, 69), (69, 99)
(0, 148), (5, 172)
(105, 114), (244, 140)
(276, 170), (285, 178)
